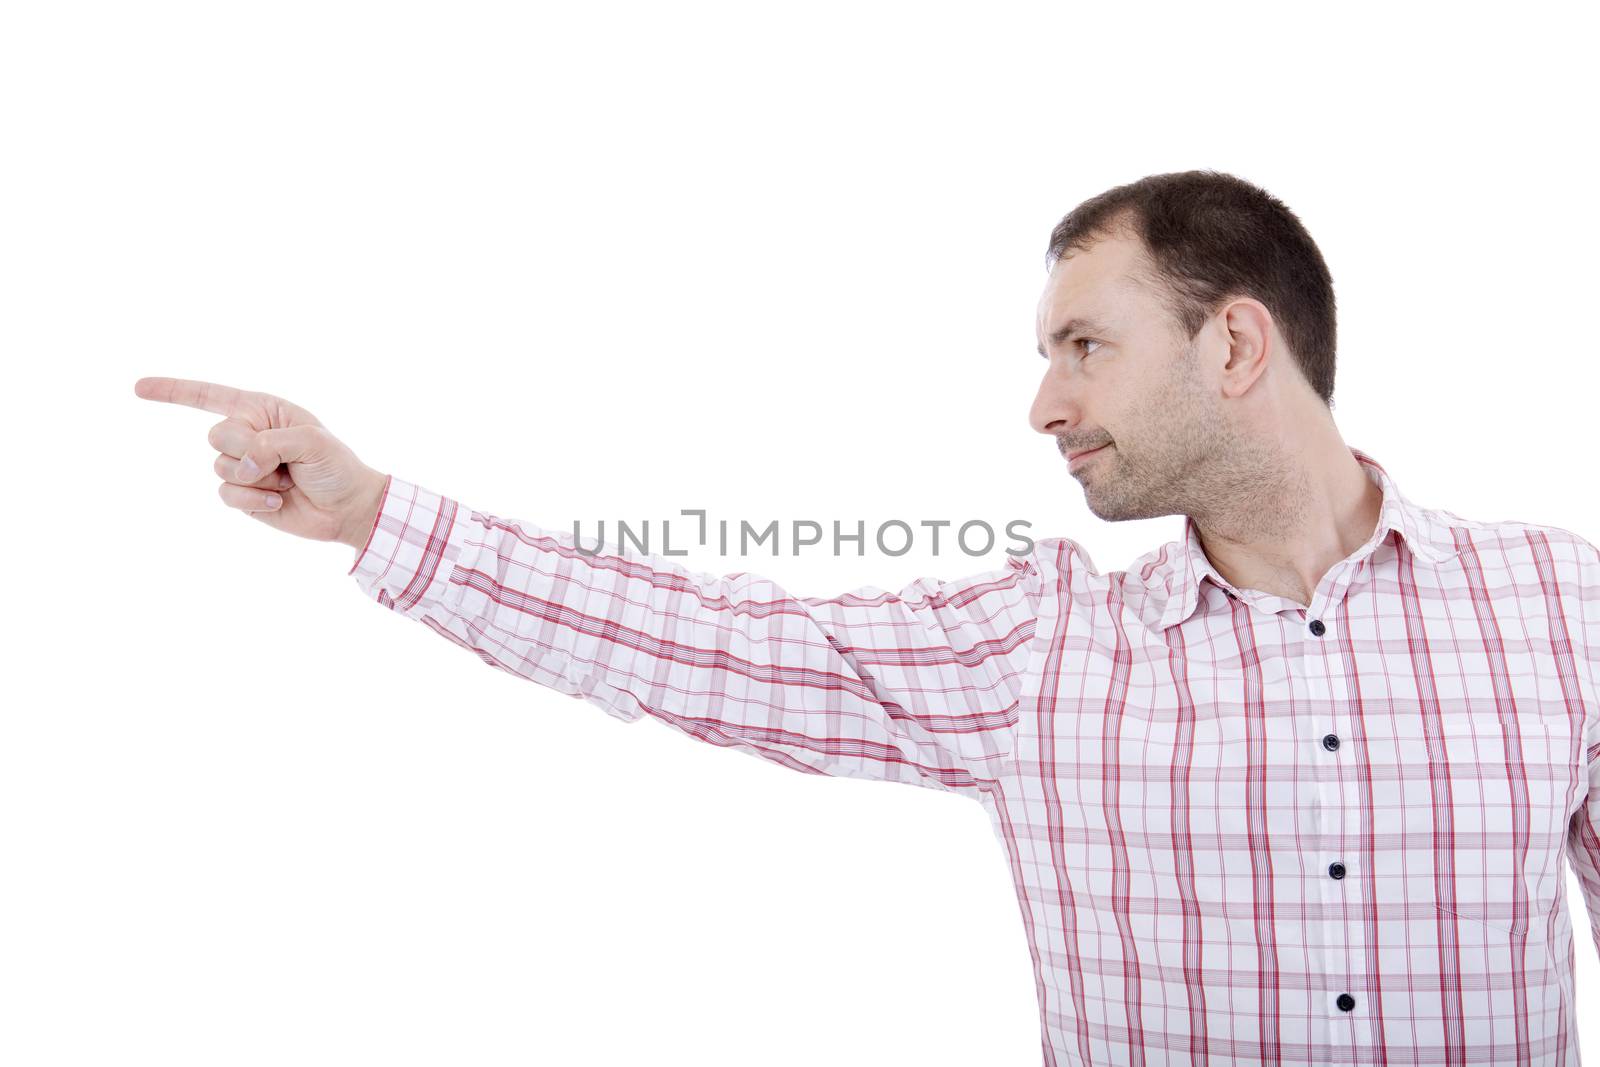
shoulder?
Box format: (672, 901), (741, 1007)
(1425, 505), (1600, 574)
(1011, 532), (1187, 597)
(1011, 534), (1104, 583)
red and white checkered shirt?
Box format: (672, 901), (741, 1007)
(350, 446), (1600, 1066)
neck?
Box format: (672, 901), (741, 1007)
(1188, 422), (1381, 610)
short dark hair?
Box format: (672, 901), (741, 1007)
(1045, 170), (1338, 406)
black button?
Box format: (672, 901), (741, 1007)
(1328, 862), (1347, 880)
(1309, 619), (1326, 636)
(1336, 993), (1356, 1012)
(1321, 733), (1341, 752)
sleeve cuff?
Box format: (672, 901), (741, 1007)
(348, 474), (470, 617)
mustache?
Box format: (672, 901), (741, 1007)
(1056, 436), (1110, 458)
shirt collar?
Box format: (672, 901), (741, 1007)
(1153, 447), (1458, 632)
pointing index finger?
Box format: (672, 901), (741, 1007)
(134, 377), (252, 416)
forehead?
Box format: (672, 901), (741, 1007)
(1035, 231), (1153, 336)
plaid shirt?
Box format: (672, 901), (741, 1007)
(350, 446), (1600, 1066)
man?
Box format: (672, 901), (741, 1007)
(137, 170), (1600, 1066)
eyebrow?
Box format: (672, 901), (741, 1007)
(1036, 316), (1112, 358)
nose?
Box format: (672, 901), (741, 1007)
(1029, 363), (1079, 436)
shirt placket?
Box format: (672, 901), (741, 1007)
(1303, 571), (1366, 1061)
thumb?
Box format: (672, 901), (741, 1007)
(236, 425), (326, 480)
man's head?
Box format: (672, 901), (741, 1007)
(1030, 170), (1337, 523)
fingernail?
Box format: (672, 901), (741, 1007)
(237, 456), (260, 481)
(261, 493), (281, 509)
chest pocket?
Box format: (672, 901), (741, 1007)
(1388, 706), (1574, 945)
(1435, 902), (1529, 937)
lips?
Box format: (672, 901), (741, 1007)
(1067, 444), (1108, 461)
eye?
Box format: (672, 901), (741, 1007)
(1038, 338), (1105, 362)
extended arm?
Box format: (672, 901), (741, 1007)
(348, 475), (1045, 801)
(133, 375), (1047, 802)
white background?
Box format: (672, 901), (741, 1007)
(4, 2), (1598, 1063)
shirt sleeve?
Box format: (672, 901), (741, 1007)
(1572, 743), (1600, 963)
(1567, 540), (1600, 962)
(346, 474), (1047, 801)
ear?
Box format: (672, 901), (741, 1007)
(1217, 297), (1275, 398)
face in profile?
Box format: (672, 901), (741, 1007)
(1030, 229), (1240, 524)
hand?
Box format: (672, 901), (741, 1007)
(134, 377), (388, 550)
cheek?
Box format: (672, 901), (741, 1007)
(1126, 379), (1196, 447)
